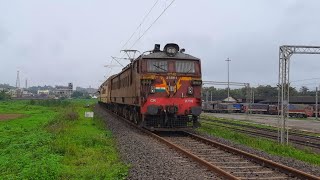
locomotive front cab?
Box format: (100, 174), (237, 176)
(139, 43), (202, 129)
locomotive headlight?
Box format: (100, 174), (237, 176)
(150, 86), (155, 93)
(167, 47), (177, 55)
(188, 86), (193, 95)
(164, 43), (179, 57)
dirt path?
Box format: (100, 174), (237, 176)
(0, 114), (24, 121)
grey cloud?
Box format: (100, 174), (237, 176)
(1, 0), (320, 88)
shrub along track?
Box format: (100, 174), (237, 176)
(103, 106), (320, 180)
(200, 118), (320, 152)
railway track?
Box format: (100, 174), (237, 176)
(157, 131), (320, 180)
(201, 118), (320, 150)
(104, 108), (320, 179)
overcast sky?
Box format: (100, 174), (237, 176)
(1, 0), (320, 89)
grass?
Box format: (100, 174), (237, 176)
(197, 120), (320, 166)
(0, 99), (128, 179)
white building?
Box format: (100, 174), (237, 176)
(37, 90), (50, 95)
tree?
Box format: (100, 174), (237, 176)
(0, 90), (10, 100)
(299, 86), (309, 95)
(255, 85), (278, 98)
(71, 91), (84, 98)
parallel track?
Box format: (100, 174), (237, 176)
(102, 106), (320, 180)
(201, 118), (320, 150)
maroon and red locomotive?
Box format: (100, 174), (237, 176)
(98, 43), (202, 130)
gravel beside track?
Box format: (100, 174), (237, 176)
(94, 104), (220, 179)
(188, 129), (320, 178)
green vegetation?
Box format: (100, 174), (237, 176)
(198, 116), (320, 166)
(71, 91), (92, 99)
(0, 99), (128, 179)
(202, 85), (316, 100)
(0, 90), (10, 101)
(28, 99), (71, 107)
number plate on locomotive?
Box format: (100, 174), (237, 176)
(166, 76), (177, 80)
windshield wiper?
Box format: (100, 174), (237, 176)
(185, 68), (193, 73)
(153, 64), (166, 72)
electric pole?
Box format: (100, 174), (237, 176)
(316, 87), (318, 120)
(226, 58), (231, 101)
(252, 88), (255, 103)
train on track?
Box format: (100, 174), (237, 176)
(203, 102), (317, 118)
(98, 43), (202, 130)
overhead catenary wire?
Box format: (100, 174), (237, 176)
(290, 77), (320, 83)
(120, 0), (160, 50)
(128, 0), (176, 49)
(107, 0), (163, 77)
(106, 0), (176, 79)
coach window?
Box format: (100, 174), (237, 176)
(176, 61), (195, 73)
(148, 60), (168, 72)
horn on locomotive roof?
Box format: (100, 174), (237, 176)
(153, 44), (161, 52)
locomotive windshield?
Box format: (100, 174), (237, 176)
(148, 60), (168, 72)
(176, 61), (195, 73)
(147, 59), (197, 73)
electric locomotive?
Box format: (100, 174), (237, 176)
(98, 43), (202, 130)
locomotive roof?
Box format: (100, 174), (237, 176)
(139, 51), (200, 60)
(108, 48), (200, 81)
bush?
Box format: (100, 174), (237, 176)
(63, 108), (79, 121)
(28, 99), (70, 107)
(0, 90), (10, 101)
(45, 107), (79, 134)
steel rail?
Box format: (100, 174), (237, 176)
(185, 131), (320, 180)
(101, 105), (319, 180)
(103, 107), (239, 179)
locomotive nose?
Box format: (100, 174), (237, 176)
(147, 105), (160, 115)
(147, 105), (179, 115)
(191, 106), (202, 116)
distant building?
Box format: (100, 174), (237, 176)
(54, 83), (73, 98)
(37, 90), (50, 95)
(222, 96), (237, 103)
(91, 95), (98, 99)
(8, 89), (22, 98)
(22, 90), (33, 97)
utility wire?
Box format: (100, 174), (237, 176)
(107, 0), (161, 78)
(106, 0), (176, 79)
(120, 0), (160, 50)
(291, 77), (320, 83)
(129, 0), (176, 49)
